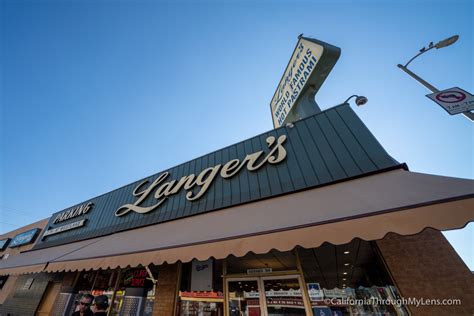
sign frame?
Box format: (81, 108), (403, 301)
(426, 87), (474, 115)
(9, 228), (41, 248)
(270, 36), (341, 128)
(42, 219), (88, 239)
(0, 238), (11, 251)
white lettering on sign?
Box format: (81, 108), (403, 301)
(246, 268), (273, 274)
(115, 135), (287, 217)
(43, 219), (87, 237)
(244, 289), (303, 298)
(271, 38), (324, 127)
(53, 202), (93, 224)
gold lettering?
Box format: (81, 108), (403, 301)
(245, 135), (286, 170)
(220, 159), (242, 178)
(244, 151), (265, 171)
(133, 172), (168, 198)
(183, 175), (197, 190)
(169, 174), (196, 194)
(115, 172), (169, 217)
(186, 165), (221, 201)
(267, 135), (287, 164)
(114, 135), (288, 217)
(154, 181), (175, 199)
(114, 199), (167, 217)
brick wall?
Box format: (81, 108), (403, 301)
(153, 263), (180, 316)
(377, 228), (474, 315)
(0, 272), (62, 316)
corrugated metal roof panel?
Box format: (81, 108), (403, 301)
(34, 104), (400, 249)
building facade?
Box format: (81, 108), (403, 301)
(0, 104), (473, 315)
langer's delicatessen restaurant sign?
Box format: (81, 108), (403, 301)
(270, 37), (340, 128)
(114, 135), (287, 217)
(34, 104), (398, 250)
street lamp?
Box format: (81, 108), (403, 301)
(343, 95), (368, 106)
(284, 94), (368, 129)
(397, 35), (474, 121)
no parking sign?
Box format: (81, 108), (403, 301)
(426, 87), (474, 115)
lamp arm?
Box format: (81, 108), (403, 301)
(404, 46), (434, 68)
(343, 95), (358, 104)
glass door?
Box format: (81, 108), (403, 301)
(226, 275), (310, 316)
(227, 278), (263, 316)
(261, 276), (307, 316)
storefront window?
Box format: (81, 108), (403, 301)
(226, 277), (307, 316)
(228, 280), (261, 316)
(262, 277), (305, 315)
(297, 240), (409, 316)
(118, 265), (158, 315)
(71, 265), (158, 315)
(220, 241), (409, 315)
(74, 270), (96, 293)
(178, 259), (224, 316)
(71, 270), (99, 314)
(225, 250), (307, 315)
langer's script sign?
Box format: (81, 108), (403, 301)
(115, 135), (288, 217)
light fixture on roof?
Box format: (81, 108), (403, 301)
(344, 263), (350, 266)
(343, 272), (348, 275)
(343, 251), (350, 255)
(343, 95), (368, 107)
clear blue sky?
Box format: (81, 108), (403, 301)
(1, 0), (472, 269)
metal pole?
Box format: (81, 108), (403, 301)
(90, 270), (100, 293)
(107, 268), (122, 316)
(397, 64), (474, 121)
(397, 64), (439, 92)
(294, 248), (314, 316)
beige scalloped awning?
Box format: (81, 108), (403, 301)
(0, 237), (104, 275)
(0, 264), (46, 276)
(2, 169), (474, 275)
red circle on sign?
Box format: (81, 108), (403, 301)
(436, 91), (466, 103)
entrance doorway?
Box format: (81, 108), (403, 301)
(226, 275), (310, 316)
